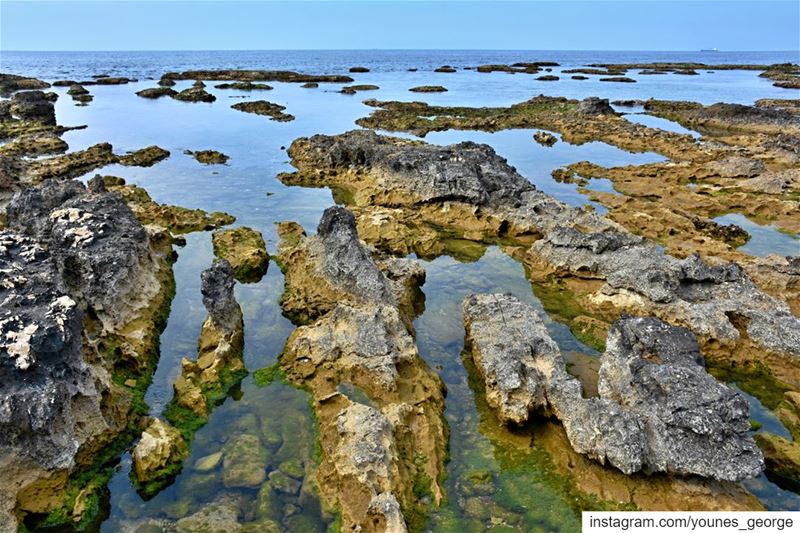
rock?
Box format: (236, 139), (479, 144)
(462, 293), (554, 424)
(200, 259), (242, 332)
(434, 66), (457, 73)
(231, 100), (294, 121)
(173, 86), (216, 103)
(349, 66), (370, 73)
(301, 82), (318, 88)
(267, 470), (301, 495)
(194, 451), (223, 472)
(211, 227), (269, 283)
(136, 87), (178, 99)
(93, 77), (132, 85)
(175, 496), (242, 532)
(340, 84), (380, 94)
(277, 207), (447, 531)
(462, 294), (764, 482)
(8, 90), (56, 125)
(577, 97), (616, 115)
(277, 458), (304, 479)
(599, 317), (764, 481)
(0, 74), (50, 97)
(188, 149), (229, 165)
(600, 76), (637, 83)
(214, 81), (273, 90)
(161, 69), (353, 84)
(131, 419), (188, 485)
(571, 75), (589, 80)
(533, 131), (557, 146)
(409, 85), (448, 92)
(754, 433), (800, 489)
(67, 84), (89, 96)
(117, 145), (171, 167)
(644, 100), (800, 136)
(158, 78), (176, 87)
(222, 434), (269, 488)
(529, 228), (800, 380)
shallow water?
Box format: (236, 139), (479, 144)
(5, 50), (800, 529)
(714, 213), (800, 258)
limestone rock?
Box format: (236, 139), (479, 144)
(131, 418), (188, 484)
(211, 227), (269, 283)
(222, 434), (269, 488)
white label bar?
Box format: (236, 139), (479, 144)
(582, 512), (798, 533)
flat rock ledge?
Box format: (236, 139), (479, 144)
(277, 206), (447, 532)
(462, 293), (764, 482)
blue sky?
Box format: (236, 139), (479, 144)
(1, 1), (798, 52)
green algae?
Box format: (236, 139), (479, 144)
(706, 359), (792, 411)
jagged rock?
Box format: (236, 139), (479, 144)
(577, 97), (617, 115)
(131, 418), (188, 484)
(173, 86), (216, 103)
(7, 91), (56, 125)
(173, 259), (244, 418)
(529, 228), (800, 375)
(187, 149), (229, 164)
(277, 206), (447, 532)
(462, 294), (764, 482)
(211, 227), (269, 283)
(462, 293), (553, 424)
(533, 130), (557, 146)
(599, 317), (764, 481)
(117, 145), (170, 167)
(231, 100), (294, 121)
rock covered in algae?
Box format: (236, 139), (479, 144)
(187, 149), (230, 164)
(533, 130), (557, 146)
(173, 85), (216, 103)
(409, 85), (447, 92)
(231, 100), (294, 121)
(211, 226), (269, 283)
(131, 418), (188, 485)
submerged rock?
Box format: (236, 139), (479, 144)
(131, 418), (188, 490)
(462, 294), (764, 482)
(211, 226), (269, 283)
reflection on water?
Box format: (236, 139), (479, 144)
(714, 213), (799, 257)
(622, 112), (702, 138)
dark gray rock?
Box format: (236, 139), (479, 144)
(0, 231), (92, 470)
(577, 97), (617, 115)
(201, 259), (240, 332)
(462, 293), (763, 481)
(315, 206), (395, 306)
(8, 90), (56, 125)
(599, 317), (765, 481)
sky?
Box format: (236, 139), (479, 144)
(0, 1), (798, 52)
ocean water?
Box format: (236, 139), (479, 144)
(3, 50), (799, 530)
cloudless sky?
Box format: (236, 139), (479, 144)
(1, 1), (798, 52)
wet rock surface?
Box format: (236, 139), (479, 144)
(173, 85), (216, 103)
(211, 226), (269, 283)
(160, 69), (353, 84)
(132, 418), (189, 491)
(409, 85), (447, 92)
(231, 100), (294, 121)
(277, 206), (447, 532)
(463, 294), (764, 482)
(186, 149), (230, 165)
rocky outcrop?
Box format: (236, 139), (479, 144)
(409, 85), (447, 93)
(0, 178), (177, 527)
(160, 69), (353, 84)
(231, 100), (294, 121)
(173, 85), (216, 103)
(0, 74), (50, 97)
(462, 294), (764, 482)
(644, 100), (800, 136)
(172, 260), (245, 419)
(131, 418), (188, 495)
(136, 87), (178, 99)
(186, 149), (229, 164)
(211, 227), (268, 283)
(5, 91), (56, 125)
(533, 130), (557, 146)
(340, 84), (380, 94)
(214, 81), (273, 90)
(528, 228), (800, 386)
(277, 206), (447, 532)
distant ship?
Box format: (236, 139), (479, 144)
(700, 48), (719, 52)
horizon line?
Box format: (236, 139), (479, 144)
(2, 48), (797, 54)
